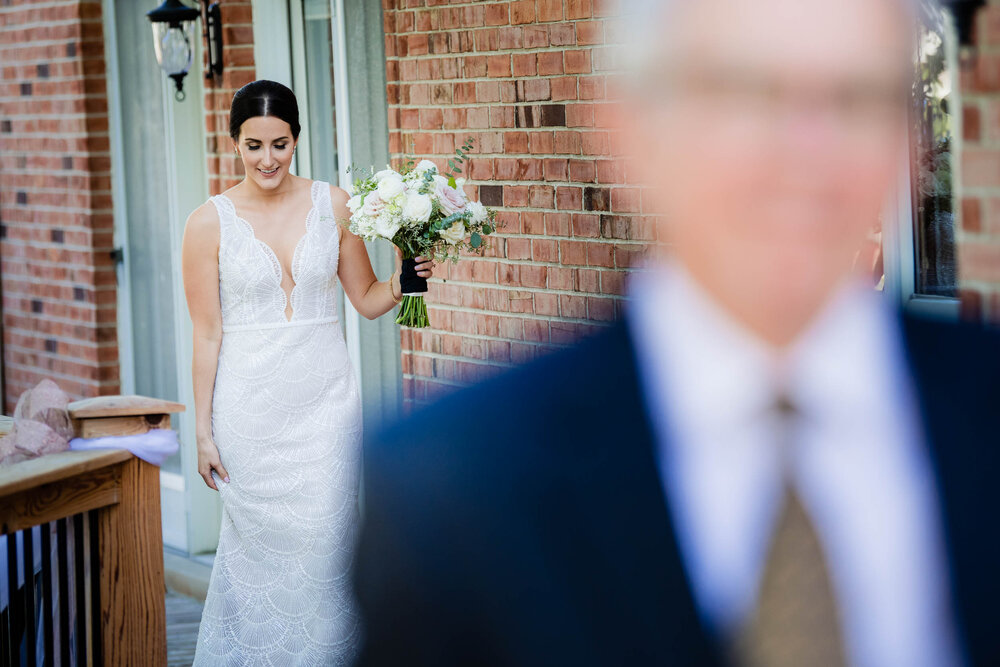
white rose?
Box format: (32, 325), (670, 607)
(455, 177), (467, 191)
(377, 176), (405, 202)
(354, 215), (377, 239)
(414, 159), (437, 175)
(375, 213), (402, 240)
(347, 194), (363, 214)
(402, 192), (433, 223)
(440, 219), (466, 245)
(375, 167), (400, 182)
(466, 200), (488, 224)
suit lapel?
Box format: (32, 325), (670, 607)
(551, 320), (723, 664)
(900, 313), (1000, 666)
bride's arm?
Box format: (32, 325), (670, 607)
(332, 184), (435, 320)
(181, 202), (230, 490)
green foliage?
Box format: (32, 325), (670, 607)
(444, 136), (475, 179)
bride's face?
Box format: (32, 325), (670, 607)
(234, 116), (297, 190)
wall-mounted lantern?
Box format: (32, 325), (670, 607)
(146, 0), (224, 102)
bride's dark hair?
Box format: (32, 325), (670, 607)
(229, 79), (301, 141)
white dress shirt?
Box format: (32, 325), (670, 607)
(626, 259), (964, 667)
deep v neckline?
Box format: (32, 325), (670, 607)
(220, 181), (319, 323)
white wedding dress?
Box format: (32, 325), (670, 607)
(193, 179), (363, 666)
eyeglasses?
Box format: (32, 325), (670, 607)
(642, 63), (912, 141)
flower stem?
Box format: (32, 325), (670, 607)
(396, 295), (429, 328)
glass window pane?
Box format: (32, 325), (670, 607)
(302, 0), (339, 184)
(911, 6), (957, 297)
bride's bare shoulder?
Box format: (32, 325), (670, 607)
(186, 199), (220, 231)
(327, 182), (351, 208)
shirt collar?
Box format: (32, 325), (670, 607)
(626, 257), (902, 434)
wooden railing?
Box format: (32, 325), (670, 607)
(0, 395), (184, 666)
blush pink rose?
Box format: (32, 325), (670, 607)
(436, 183), (467, 215)
(361, 192), (385, 217)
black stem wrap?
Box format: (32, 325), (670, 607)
(400, 257), (428, 294)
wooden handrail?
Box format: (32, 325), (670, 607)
(0, 393), (184, 667)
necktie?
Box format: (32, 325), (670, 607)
(729, 395), (848, 667)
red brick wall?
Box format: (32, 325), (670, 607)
(959, 2), (1000, 322)
(0, 0), (118, 411)
(383, 0), (648, 406)
(203, 0), (256, 196)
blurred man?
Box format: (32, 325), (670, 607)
(354, 0), (1000, 665)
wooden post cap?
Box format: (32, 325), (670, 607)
(67, 395), (186, 419)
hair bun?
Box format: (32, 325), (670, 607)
(229, 79), (301, 141)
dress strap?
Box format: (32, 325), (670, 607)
(209, 193), (235, 233)
(312, 180), (332, 220)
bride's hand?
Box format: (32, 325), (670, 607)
(413, 255), (435, 278)
(393, 246), (435, 279)
(197, 434), (230, 491)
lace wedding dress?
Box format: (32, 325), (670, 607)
(193, 179), (363, 666)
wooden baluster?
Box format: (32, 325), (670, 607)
(57, 517), (69, 666)
(87, 510), (101, 667)
(67, 395), (183, 667)
(73, 513), (86, 665)
(5, 530), (19, 666)
(41, 522), (53, 667)
(23, 526), (36, 667)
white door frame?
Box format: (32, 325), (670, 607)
(104, 0), (217, 553)
(251, 0), (364, 387)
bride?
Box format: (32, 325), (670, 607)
(181, 79), (434, 665)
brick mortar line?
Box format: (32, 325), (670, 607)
(0, 169), (109, 176)
(1, 281), (109, 293)
(0, 92), (110, 101)
(0, 75), (118, 85)
(0, 246), (114, 258)
(384, 50), (622, 60)
(420, 301), (620, 320)
(390, 99), (616, 107)
(4, 331), (116, 349)
(399, 371), (467, 388)
(402, 325), (609, 350)
(386, 3), (619, 13)
(2, 306), (115, 322)
(384, 70), (621, 81)
(2, 362), (117, 386)
(436, 255), (643, 270)
(0, 15), (105, 24)
(0, 56), (90, 66)
(403, 348), (518, 365)
(0, 3), (93, 12)
(7, 334), (118, 354)
(432, 277), (633, 292)
(384, 38), (617, 49)
(4, 342), (112, 358)
(385, 157), (622, 166)
(0, 153), (112, 160)
(0, 249), (117, 262)
(0, 40), (107, 52)
(0, 203), (114, 212)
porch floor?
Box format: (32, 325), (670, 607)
(166, 589), (204, 666)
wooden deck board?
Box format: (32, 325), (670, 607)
(166, 589), (204, 666)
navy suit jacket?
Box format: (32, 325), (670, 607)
(354, 312), (1000, 666)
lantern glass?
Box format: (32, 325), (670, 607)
(151, 20), (195, 77)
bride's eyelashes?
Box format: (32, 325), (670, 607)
(246, 144), (287, 151)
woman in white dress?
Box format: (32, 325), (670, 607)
(180, 80), (434, 666)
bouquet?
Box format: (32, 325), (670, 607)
(346, 138), (498, 328)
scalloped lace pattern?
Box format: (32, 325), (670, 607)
(193, 180), (363, 666)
